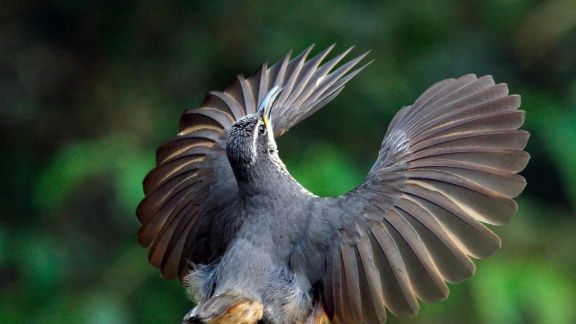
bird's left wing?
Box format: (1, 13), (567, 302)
(317, 74), (530, 323)
(136, 45), (367, 280)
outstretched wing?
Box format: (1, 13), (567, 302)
(320, 74), (530, 323)
(136, 45), (368, 280)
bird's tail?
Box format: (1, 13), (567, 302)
(183, 290), (263, 324)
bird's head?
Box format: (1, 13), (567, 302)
(226, 85), (283, 170)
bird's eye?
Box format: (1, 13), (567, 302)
(258, 124), (266, 135)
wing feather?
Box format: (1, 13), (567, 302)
(353, 244), (382, 323)
(383, 208), (449, 302)
(397, 197), (476, 282)
(285, 45), (336, 108)
(403, 184), (501, 258)
(271, 46), (370, 137)
(356, 235), (388, 322)
(271, 51), (292, 89)
(368, 222), (417, 317)
(411, 129), (529, 152)
(158, 203), (199, 278)
(341, 244), (363, 322)
(407, 91), (519, 140)
(337, 252), (356, 324)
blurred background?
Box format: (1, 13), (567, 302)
(2, 0), (576, 323)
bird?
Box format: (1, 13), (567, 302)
(136, 44), (529, 324)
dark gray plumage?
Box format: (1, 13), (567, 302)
(136, 45), (529, 323)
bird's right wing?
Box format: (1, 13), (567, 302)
(319, 74), (530, 323)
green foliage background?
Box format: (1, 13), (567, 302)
(2, 1), (575, 323)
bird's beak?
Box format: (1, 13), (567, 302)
(258, 84), (283, 129)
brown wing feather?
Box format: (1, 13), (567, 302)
(322, 74), (529, 321)
(136, 45), (368, 280)
(356, 237), (388, 323)
(368, 221), (418, 316)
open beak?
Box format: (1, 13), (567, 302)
(258, 84), (283, 129)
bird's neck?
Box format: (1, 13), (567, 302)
(232, 154), (309, 199)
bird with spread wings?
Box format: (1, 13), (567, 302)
(136, 45), (529, 324)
